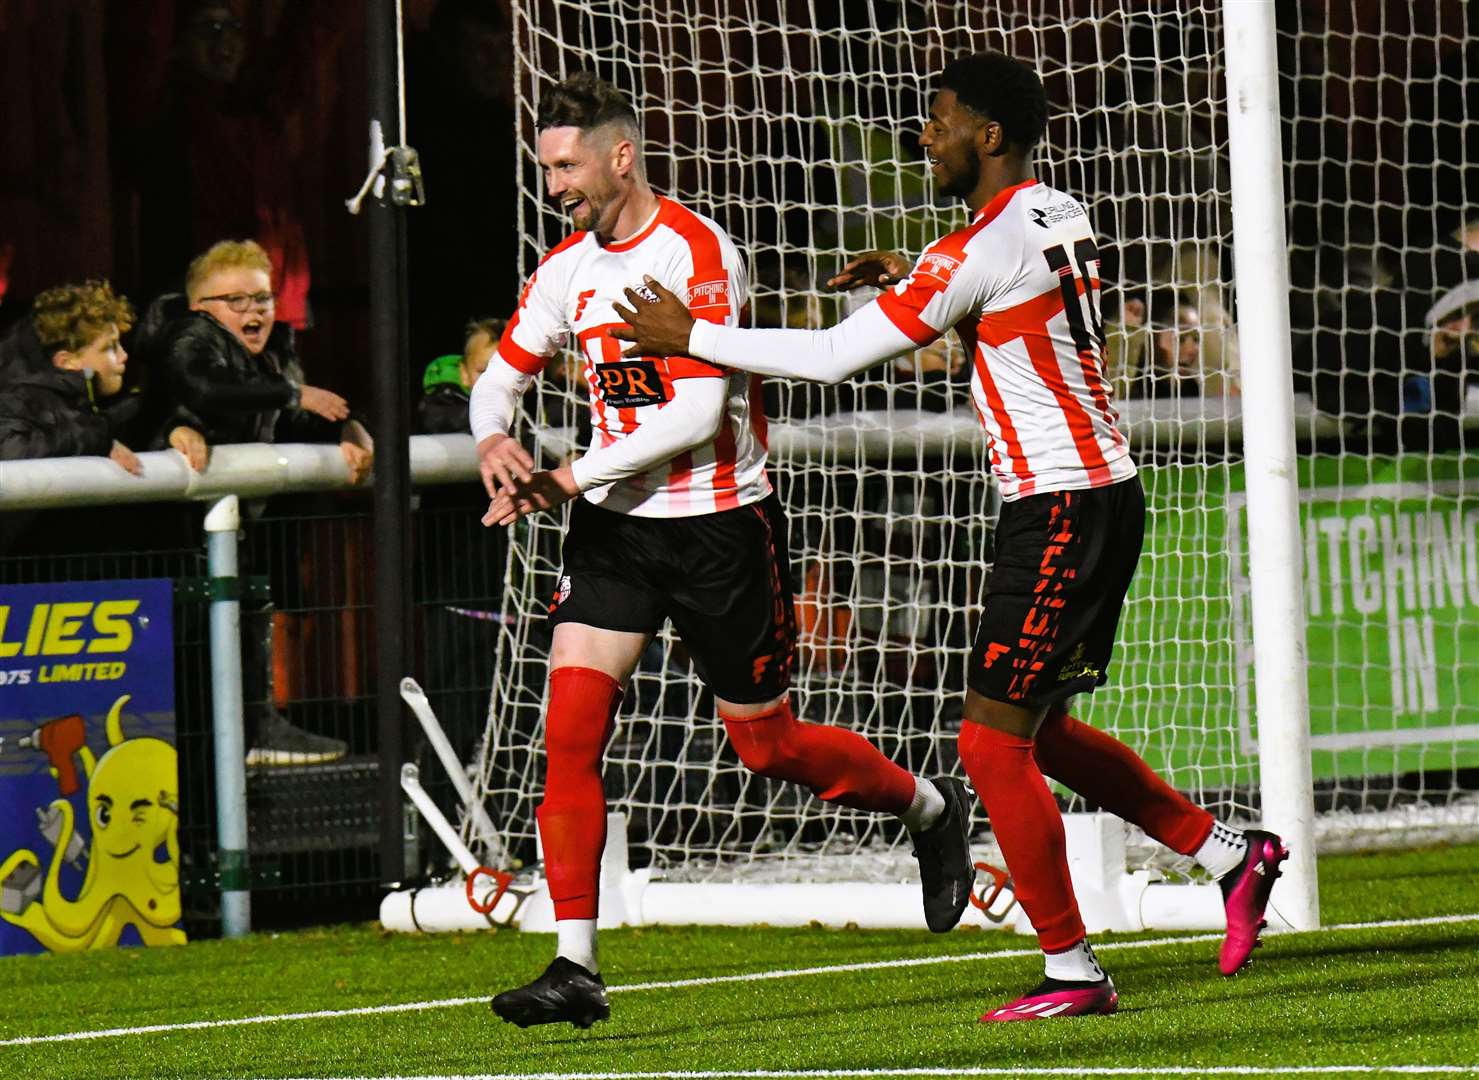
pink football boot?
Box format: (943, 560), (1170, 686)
(1218, 829), (1289, 975)
(979, 977), (1118, 1022)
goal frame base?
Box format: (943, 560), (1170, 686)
(380, 812), (1268, 936)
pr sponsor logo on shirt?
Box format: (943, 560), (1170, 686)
(687, 278), (730, 314)
(596, 359), (668, 408)
(913, 251), (963, 288)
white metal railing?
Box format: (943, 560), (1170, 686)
(0, 398), (1351, 511)
(0, 434), (480, 510)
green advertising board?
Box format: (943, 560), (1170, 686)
(1085, 453), (1479, 798)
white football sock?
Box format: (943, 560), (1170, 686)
(899, 776), (947, 833)
(1195, 820), (1249, 880)
(1043, 940), (1106, 983)
(556, 919), (598, 974)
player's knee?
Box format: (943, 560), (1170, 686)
(721, 702), (805, 780)
(545, 666), (622, 762)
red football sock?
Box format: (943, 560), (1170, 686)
(536, 666), (623, 921)
(721, 698), (915, 814)
(1033, 708), (1213, 855)
(958, 720), (1085, 953)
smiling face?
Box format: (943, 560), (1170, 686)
(89, 740), (176, 862)
(918, 90), (994, 199)
(54, 324), (128, 396)
(537, 125), (630, 237)
(190, 266), (275, 354)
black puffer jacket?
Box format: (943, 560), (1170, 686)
(135, 294), (341, 448)
(0, 320), (136, 462)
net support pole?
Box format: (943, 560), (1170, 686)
(205, 495), (251, 938)
(368, 0), (415, 888)
(1222, 0), (1319, 930)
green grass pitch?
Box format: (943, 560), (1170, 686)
(2, 844), (1477, 1080)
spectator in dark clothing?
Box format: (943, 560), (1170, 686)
(137, 239), (373, 477)
(418, 317), (503, 434)
(0, 280), (147, 473)
(132, 239), (364, 768)
(1403, 253), (1479, 452)
(1294, 241), (1407, 429)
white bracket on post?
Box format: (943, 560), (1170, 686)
(399, 677), (505, 865)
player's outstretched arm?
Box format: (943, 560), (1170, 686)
(613, 275), (923, 386)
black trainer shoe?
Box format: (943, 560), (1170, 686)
(245, 712), (348, 768)
(491, 957), (610, 1029)
(910, 776), (976, 932)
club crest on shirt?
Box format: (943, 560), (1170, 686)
(913, 251), (962, 287)
(687, 278), (730, 313)
(597, 359), (668, 408)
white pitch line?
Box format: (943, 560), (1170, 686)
(278, 1068), (1479, 1080)
(2, 911), (1476, 1049)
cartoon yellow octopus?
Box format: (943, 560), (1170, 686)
(0, 694), (185, 951)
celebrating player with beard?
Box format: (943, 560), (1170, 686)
(472, 73), (974, 1030)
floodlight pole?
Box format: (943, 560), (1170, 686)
(367, 0), (415, 887)
(1223, 0), (1319, 930)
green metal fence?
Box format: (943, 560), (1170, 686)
(0, 482), (503, 937)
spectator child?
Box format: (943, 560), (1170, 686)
(0, 280), (149, 472)
(136, 239), (372, 478)
(418, 317), (504, 434)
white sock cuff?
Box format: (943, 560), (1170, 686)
(900, 776), (946, 833)
(1043, 940), (1105, 983)
(556, 918), (599, 974)
(1195, 820), (1249, 879)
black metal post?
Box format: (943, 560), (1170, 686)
(367, 0), (413, 885)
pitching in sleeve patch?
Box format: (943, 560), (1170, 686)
(687, 277), (731, 320)
(596, 359), (669, 407)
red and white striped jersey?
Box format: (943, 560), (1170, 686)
(877, 179), (1135, 500)
(498, 196), (771, 518)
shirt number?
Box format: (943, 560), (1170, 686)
(1042, 239), (1104, 355)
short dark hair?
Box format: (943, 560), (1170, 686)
(937, 51), (1048, 153)
(464, 316), (507, 344)
(536, 72), (639, 136)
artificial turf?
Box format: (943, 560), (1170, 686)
(1, 844), (1476, 1080)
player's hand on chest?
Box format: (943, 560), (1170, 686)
(569, 278), (675, 409)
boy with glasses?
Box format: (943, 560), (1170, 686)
(137, 239), (372, 768)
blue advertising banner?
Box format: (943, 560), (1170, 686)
(0, 579), (183, 955)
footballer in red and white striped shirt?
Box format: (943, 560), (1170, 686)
(614, 50), (1284, 1023)
(479, 73), (974, 1031)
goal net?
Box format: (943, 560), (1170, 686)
(469, 0), (1479, 891)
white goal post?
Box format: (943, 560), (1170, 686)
(384, 0), (1479, 936)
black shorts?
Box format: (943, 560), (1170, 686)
(968, 476), (1145, 708)
(547, 494), (796, 705)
